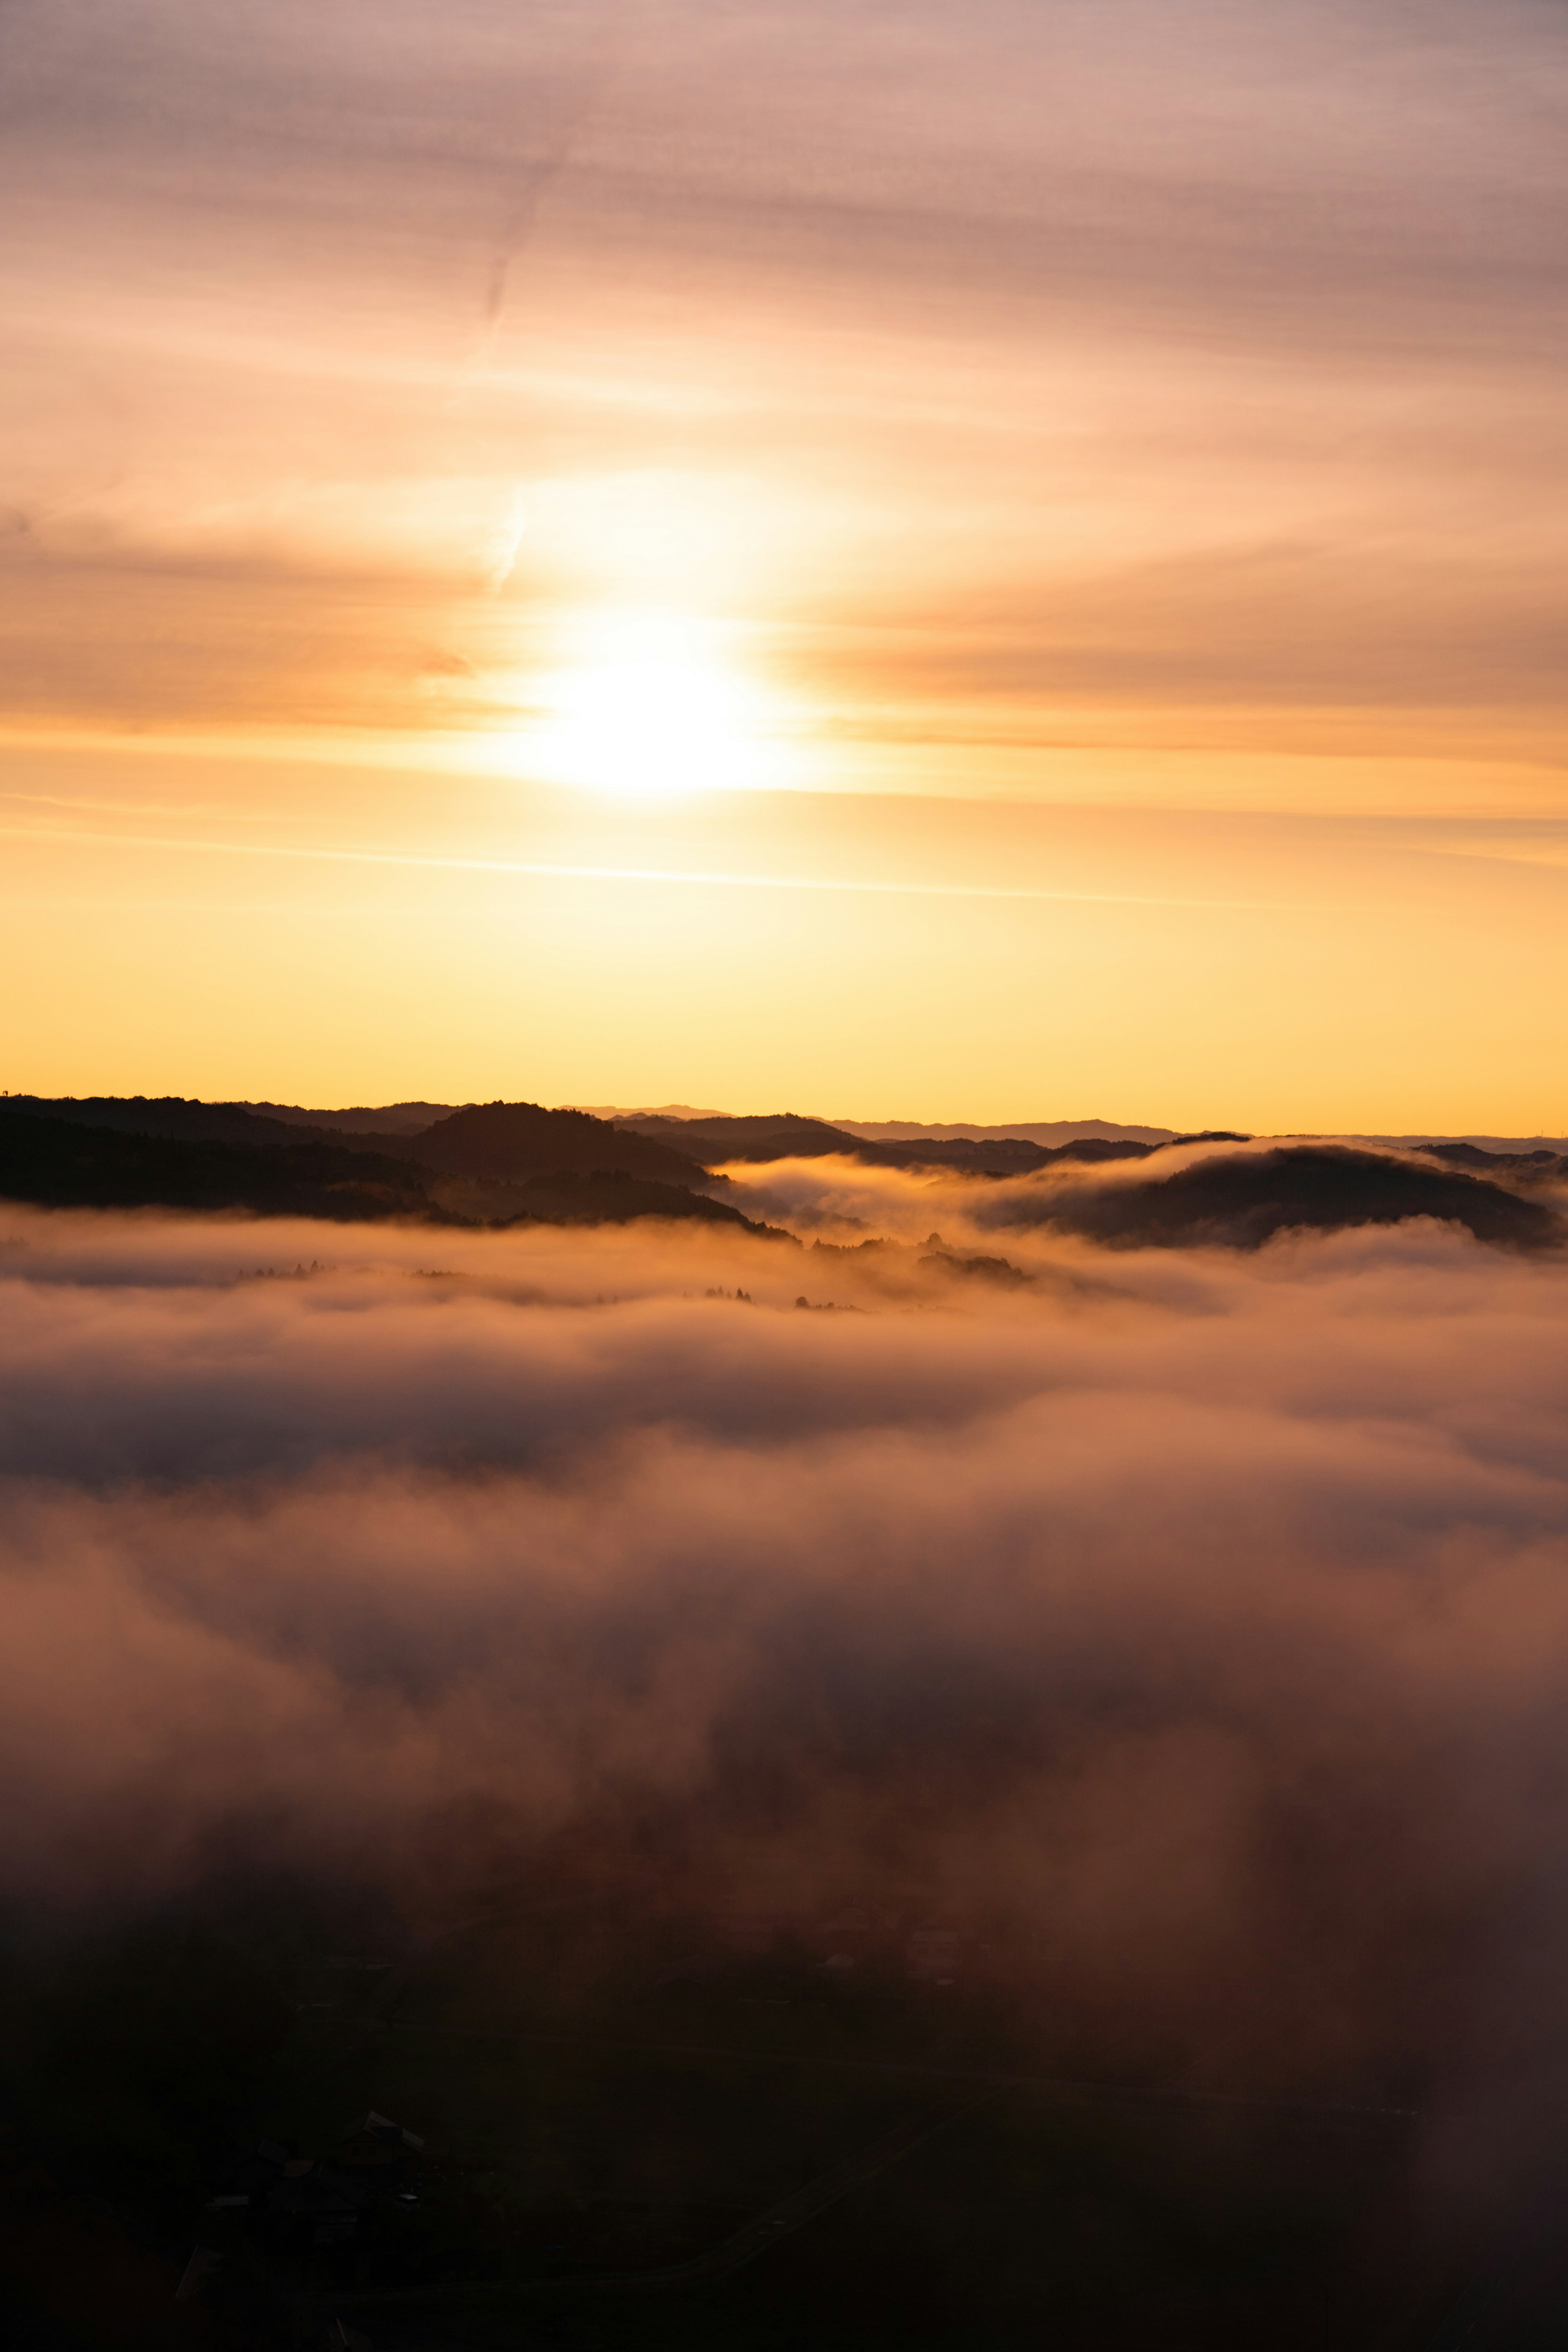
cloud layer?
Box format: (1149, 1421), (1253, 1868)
(4, 0), (1567, 744)
(4, 1188), (1568, 2205)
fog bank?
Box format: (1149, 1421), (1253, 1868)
(3, 1194), (1568, 2193)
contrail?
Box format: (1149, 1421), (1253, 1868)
(462, 7), (628, 368)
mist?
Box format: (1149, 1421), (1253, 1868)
(5, 1181), (1568, 2205)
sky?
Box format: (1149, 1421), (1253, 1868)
(4, 0), (1568, 1126)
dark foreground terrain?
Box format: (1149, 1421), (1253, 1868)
(0, 1884), (1543, 2352)
(0, 1113), (774, 1236)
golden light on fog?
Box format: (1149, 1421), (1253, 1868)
(521, 609), (798, 800)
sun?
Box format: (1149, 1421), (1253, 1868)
(522, 610), (793, 801)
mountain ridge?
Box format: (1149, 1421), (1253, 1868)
(0, 1104), (764, 1231)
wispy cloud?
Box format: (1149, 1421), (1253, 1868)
(3, 0), (1566, 748)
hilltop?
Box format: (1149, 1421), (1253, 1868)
(372, 1100), (714, 1186)
(0, 1102), (768, 1232)
(617, 1110), (1156, 1176)
(0, 1111), (438, 1223)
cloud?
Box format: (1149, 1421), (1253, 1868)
(721, 1139), (1568, 1254)
(4, 1192), (1568, 2184)
(4, 0), (1567, 739)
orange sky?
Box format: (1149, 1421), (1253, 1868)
(4, 0), (1567, 1128)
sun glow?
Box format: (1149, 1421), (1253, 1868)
(521, 610), (798, 800)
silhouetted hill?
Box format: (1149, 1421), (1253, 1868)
(1357, 1131), (1568, 1154)
(1418, 1141), (1568, 1178)
(1033, 1136), (1156, 1167)
(995, 1145), (1565, 1252)
(834, 1117), (1176, 1146)
(621, 1111), (1154, 1176)
(0, 1113), (780, 1233)
(241, 1100), (454, 1134)
(623, 1112), (861, 1161)
(385, 1101), (715, 1185)
(1, 1094), (718, 1189)
(494, 1170), (788, 1233)
(2, 1093), (363, 1153)
(893, 1134), (1154, 1174)
(0, 1111), (441, 1221)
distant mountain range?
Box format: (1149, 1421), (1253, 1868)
(231, 1101), (1568, 1158)
(245, 1101), (453, 1136)
(0, 1100), (774, 1231)
(0, 1095), (714, 1183)
(0, 1093), (1215, 1224)
(0, 1096), (1199, 1186)
(612, 1111), (1212, 1176)
(0, 1111), (439, 1224)
(579, 1109), (1176, 1147)
(1, 1094), (1562, 1247)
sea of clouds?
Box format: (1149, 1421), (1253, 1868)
(4, 1168), (1568, 2205)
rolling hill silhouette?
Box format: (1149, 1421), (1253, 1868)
(376, 1101), (713, 1186)
(621, 1111), (1153, 1176)
(0, 1111), (438, 1222)
(0, 1109), (769, 1230)
(996, 1145), (1564, 1252)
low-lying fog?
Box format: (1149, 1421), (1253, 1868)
(4, 1154), (1568, 2218)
